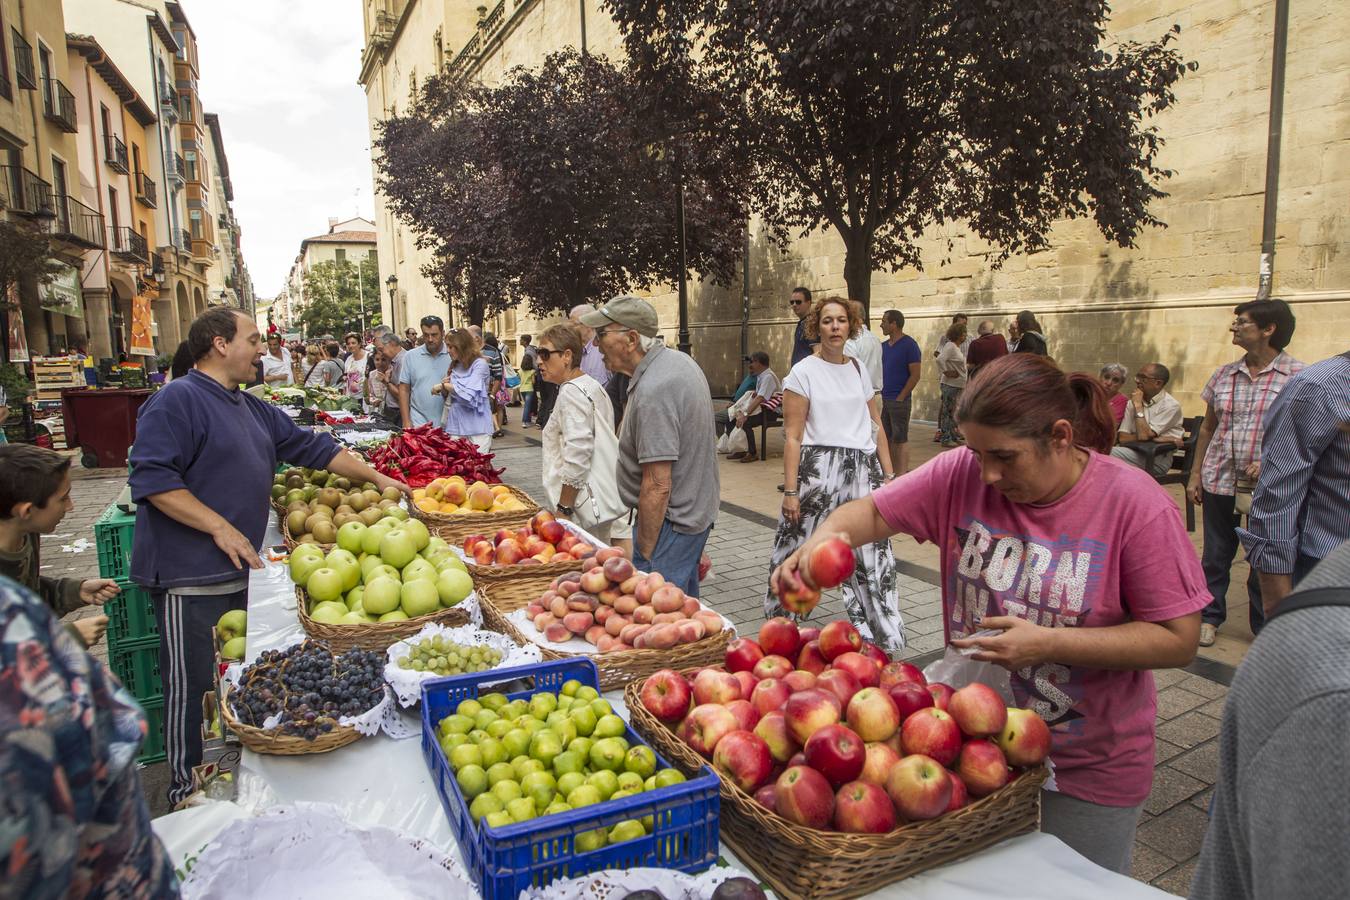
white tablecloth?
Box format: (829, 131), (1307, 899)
(153, 520), (1178, 899)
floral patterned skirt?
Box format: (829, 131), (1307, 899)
(763, 444), (906, 654)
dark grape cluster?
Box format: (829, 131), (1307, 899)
(232, 641), (386, 739)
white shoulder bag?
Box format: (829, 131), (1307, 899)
(563, 380), (628, 530)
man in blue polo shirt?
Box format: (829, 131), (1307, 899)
(398, 315), (453, 427)
(130, 308), (407, 805)
(880, 309), (922, 475)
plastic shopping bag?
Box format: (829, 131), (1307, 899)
(921, 629), (1015, 704)
(726, 426), (749, 455)
(716, 432), (731, 454)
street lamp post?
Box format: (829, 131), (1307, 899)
(385, 273), (399, 333)
(355, 256), (367, 335)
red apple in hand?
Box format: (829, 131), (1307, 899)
(816, 668), (862, 710)
(751, 678), (791, 715)
(927, 682), (955, 710)
(784, 688), (841, 745)
(725, 638), (766, 674)
(678, 704), (738, 757)
(640, 669), (691, 722)
(693, 668), (742, 706)
(996, 707), (1052, 766)
(796, 641), (829, 675)
(834, 780), (896, 833)
(900, 708), (962, 766)
(831, 652), (881, 688)
(713, 730), (775, 792)
(759, 617), (801, 659)
(775, 765), (835, 829)
(887, 681), (936, 722)
(804, 723), (866, 787)
(817, 620), (863, 661)
(880, 661), (927, 690)
(948, 683), (1009, 738)
(957, 740), (1010, 797)
(807, 538), (856, 589)
(859, 741), (900, 786)
(846, 687), (901, 742)
(776, 566), (822, 616)
(754, 711), (800, 764)
(885, 753), (953, 821)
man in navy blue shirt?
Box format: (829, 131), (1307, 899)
(880, 309), (923, 475)
(129, 308), (407, 805)
(790, 287), (816, 366)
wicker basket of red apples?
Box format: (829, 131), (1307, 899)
(451, 511), (601, 580)
(624, 617), (1050, 900)
(478, 550), (735, 692)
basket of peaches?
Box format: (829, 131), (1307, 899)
(410, 475), (539, 535)
(450, 510), (603, 588)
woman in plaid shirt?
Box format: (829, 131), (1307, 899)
(1188, 299), (1304, 645)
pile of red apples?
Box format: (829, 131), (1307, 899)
(639, 617), (1051, 833)
(526, 550), (725, 652)
(462, 511), (597, 567)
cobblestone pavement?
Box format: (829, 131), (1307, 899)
(50, 422), (1230, 892)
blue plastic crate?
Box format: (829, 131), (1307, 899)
(104, 582), (157, 645)
(420, 658), (721, 900)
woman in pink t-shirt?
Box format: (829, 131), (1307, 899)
(772, 354), (1208, 875)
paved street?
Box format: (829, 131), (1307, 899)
(47, 418), (1240, 893)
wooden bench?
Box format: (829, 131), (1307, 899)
(1134, 414), (1204, 532)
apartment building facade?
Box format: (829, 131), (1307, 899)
(284, 216), (378, 335)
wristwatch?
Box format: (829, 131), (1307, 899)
(557, 504), (574, 516)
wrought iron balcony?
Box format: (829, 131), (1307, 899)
(105, 134), (129, 173)
(11, 29), (35, 90)
(52, 194), (106, 249)
(0, 70), (10, 102)
(160, 81), (179, 119)
(150, 251), (165, 274)
(42, 78), (78, 133)
(169, 153), (186, 187)
(110, 226), (150, 264)
(179, 227), (192, 251)
(135, 171), (157, 208)
(0, 165), (53, 217)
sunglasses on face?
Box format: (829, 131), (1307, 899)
(536, 347), (561, 360)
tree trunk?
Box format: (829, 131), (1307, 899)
(842, 235), (874, 323)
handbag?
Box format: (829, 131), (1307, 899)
(561, 380), (627, 530)
(503, 361), (520, 389)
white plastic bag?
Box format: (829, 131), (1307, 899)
(715, 432), (731, 454)
(726, 426), (748, 455)
(921, 629), (1015, 704)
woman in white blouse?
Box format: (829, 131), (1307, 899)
(936, 320), (969, 448)
(537, 323), (624, 542)
(767, 296), (905, 653)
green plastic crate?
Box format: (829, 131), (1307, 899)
(94, 504), (136, 582)
(136, 695), (166, 765)
(108, 635), (161, 702)
(104, 583), (157, 645)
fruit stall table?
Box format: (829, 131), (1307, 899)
(149, 520), (1176, 899)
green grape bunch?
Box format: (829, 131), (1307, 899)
(398, 636), (504, 676)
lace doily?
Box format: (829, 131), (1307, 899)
(516, 865), (758, 900)
(383, 621), (542, 707)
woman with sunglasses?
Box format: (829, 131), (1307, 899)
(535, 324), (624, 542)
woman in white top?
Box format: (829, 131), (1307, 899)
(537, 323), (623, 543)
(767, 297), (904, 653)
(342, 332), (368, 400)
(936, 321), (969, 448)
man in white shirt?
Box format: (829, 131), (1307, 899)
(260, 333), (293, 385)
(844, 300), (883, 397)
(1111, 362), (1185, 475)
(730, 351), (782, 463)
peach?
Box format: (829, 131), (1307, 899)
(620, 623), (650, 645)
(693, 611), (724, 634)
(597, 588), (622, 606)
(614, 596), (639, 615)
(632, 605), (656, 624)
(584, 624), (607, 645)
(548, 596), (569, 618)
(651, 586), (686, 614)
(595, 605), (614, 624)
(595, 546), (624, 564)
(676, 619), (707, 643)
(605, 614), (629, 637)
(533, 612), (556, 631)
(681, 597), (702, 617)
(544, 622), (571, 643)
(563, 611), (594, 634)
(567, 592), (598, 612)
(645, 623), (680, 650)
(579, 569), (609, 594)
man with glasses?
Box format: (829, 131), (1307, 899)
(583, 296), (719, 597)
(1111, 363), (1184, 475)
(790, 287), (816, 366)
(397, 316), (452, 428)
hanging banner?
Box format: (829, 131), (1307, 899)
(130, 292), (155, 357)
(6, 285), (29, 363)
(40, 264), (84, 317)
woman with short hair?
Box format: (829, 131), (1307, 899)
(765, 296), (903, 654)
(1099, 363), (1129, 427)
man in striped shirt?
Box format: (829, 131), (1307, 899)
(1240, 350), (1350, 614)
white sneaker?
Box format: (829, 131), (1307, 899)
(1199, 623), (1217, 647)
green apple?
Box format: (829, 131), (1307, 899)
(309, 603), (346, 625)
(344, 586), (364, 610)
(305, 568), (345, 603)
(586, 768), (619, 800)
(337, 611), (368, 625)
(402, 557), (437, 584)
(556, 771), (585, 797)
(347, 598), (365, 616)
(566, 785), (603, 809)
(363, 564), (401, 586)
(654, 768), (686, 789)
(490, 780), (522, 804)
(436, 554), (468, 574)
(362, 576), (402, 616)
(589, 737), (626, 773)
(378, 610), (409, 622)
(457, 764), (488, 799)
(484, 809), (513, 829)
(325, 548), (361, 591)
(289, 553), (326, 587)
(421, 536), (450, 559)
(216, 609), (247, 641)
(359, 553), (386, 577)
(400, 517), (431, 551)
(360, 522), (394, 556)
(506, 797), (537, 823)
(336, 521), (367, 554)
(624, 746), (657, 780)
(575, 827), (608, 852)
(220, 636), (246, 660)
(379, 529), (418, 569)
(609, 819), (646, 844)
(400, 579), (440, 618)
(436, 569), (473, 606)
(468, 793), (502, 822)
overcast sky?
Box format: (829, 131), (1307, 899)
(187, 1), (374, 301)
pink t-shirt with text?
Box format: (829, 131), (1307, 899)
(872, 449), (1208, 806)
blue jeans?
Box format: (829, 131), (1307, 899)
(521, 391), (535, 424)
(632, 518), (710, 598)
(1200, 490), (1264, 632)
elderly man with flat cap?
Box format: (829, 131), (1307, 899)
(583, 296), (719, 596)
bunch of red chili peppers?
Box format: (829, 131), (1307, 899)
(366, 424), (504, 488)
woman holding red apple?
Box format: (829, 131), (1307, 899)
(771, 353), (1209, 875)
(764, 296), (903, 655)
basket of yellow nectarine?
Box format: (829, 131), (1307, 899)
(409, 476), (539, 536)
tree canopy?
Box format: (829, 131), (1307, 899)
(375, 49), (749, 323)
(297, 258), (381, 338)
(605, 0), (1198, 313)
(0, 221), (64, 364)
